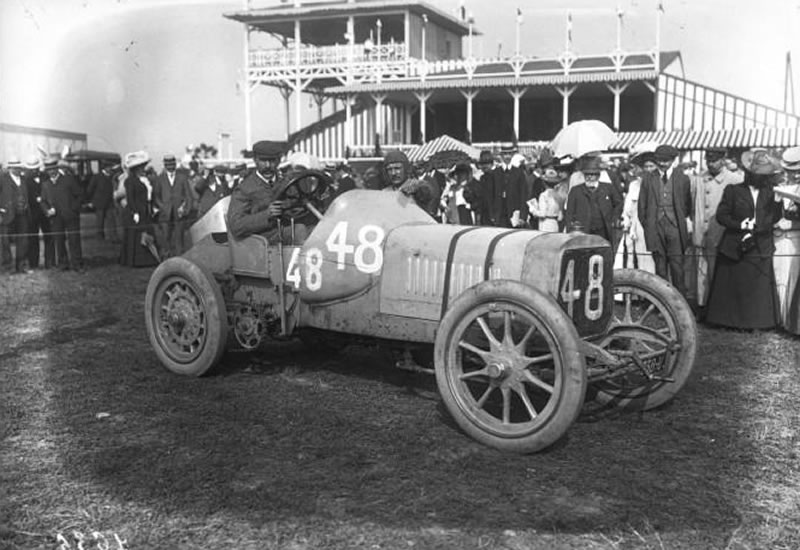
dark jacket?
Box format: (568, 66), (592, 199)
(0, 172), (29, 225)
(564, 182), (623, 239)
(195, 174), (231, 218)
(227, 171), (281, 239)
(87, 171), (115, 210)
(41, 172), (83, 222)
(464, 171), (493, 225)
(715, 183), (783, 260)
(153, 169), (192, 222)
(124, 175), (153, 224)
(488, 165), (528, 226)
(638, 168), (692, 253)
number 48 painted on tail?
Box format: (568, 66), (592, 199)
(286, 221), (385, 291)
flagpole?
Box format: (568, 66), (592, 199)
(616, 2), (623, 52)
(656, 1), (663, 72)
(565, 11), (572, 53)
(515, 10), (521, 56)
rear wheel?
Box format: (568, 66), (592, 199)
(435, 280), (587, 453)
(589, 269), (697, 410)
(145, 257), (228, 376)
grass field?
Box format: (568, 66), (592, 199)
(2, 231), (800, 549)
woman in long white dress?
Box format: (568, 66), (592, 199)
(774, 147), (800, 334)
(614, 154), (656, 272)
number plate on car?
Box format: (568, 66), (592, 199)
(557, 247), (613, 336)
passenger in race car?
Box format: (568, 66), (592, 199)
(227, 140), (308, 244)
(381, 150), (438, 215)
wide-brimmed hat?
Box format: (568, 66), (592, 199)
(452, 161), (471, 175)
(781, 146), (800, 172)
(280, 151), (322, 171)
(43, 157), (59, 170)
(580, 155), (602, 174)
(741, 148), (781, 175)
(478, 150), (494, 165)
(125, 150), (150, 169)
(5, 157), (22, 170)
(163, 154), (177, 167)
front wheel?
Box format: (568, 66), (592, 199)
(435, 280), (587, 454)
(589, 269), (697, 410)
(145, 257), (229, 376)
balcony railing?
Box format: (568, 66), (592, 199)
(250, 42), (408, 68)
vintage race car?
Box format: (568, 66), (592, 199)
(144, 170), (697, 453)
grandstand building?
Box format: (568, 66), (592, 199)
(224, 0), (800, 160)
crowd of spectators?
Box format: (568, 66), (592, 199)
(364, 142), (800, 334)
(3, 140), (800, 336)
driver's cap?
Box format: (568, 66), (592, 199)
(252, 140), (287, 160)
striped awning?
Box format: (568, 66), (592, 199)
(406, 134), (481, 162)
(609, 128), (800, 152)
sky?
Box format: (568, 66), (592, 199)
(1, 0), (799, 165)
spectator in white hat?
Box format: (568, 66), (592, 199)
(0, 158), (33, 273)
(774, 146), (800, 334)
(119, 151), (158, 267)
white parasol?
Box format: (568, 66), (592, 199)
(550, 120), (617, 159)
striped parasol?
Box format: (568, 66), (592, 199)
(407, 134), (481, 163)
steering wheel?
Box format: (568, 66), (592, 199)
(273, 168), (334, 221)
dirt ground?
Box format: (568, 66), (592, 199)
(2, 217), (800, 549)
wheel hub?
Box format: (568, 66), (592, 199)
(486, 361), (509, 380)
(161, 284), (203, 349)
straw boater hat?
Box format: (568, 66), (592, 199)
(5, 158), (22, 170)
(125, 150), (150, 170)
(24, 155), (40, 170)
(781, 146), (800, 172)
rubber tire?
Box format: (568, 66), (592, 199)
(435, 280), (587, 454)
(592, 268), (697, 410)
(145, 257), (229, 376)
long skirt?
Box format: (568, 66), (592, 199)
(705, 251), (780, 330)
(614, 227), (655, 273)
(120, 224), (158, 268)
(773, 229), (800, 334)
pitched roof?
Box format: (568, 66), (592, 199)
(405, 134), (481, 162)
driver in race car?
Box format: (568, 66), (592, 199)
(228, 140), (308, 244)
(382, 150), (438, 215)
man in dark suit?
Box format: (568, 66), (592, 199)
(489, 144), (528, 227)
(564, 156), (623, 240)
(40, 158), (84, 271)
(194, 164), (230, 218)
(0, 158), (33, 273)
(22, 157), (55, 269)
(464, 150), (495, 226)
(153, 154), (192, 257)
(638, 144), (693, 299)
(87, 164), (118, 243)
